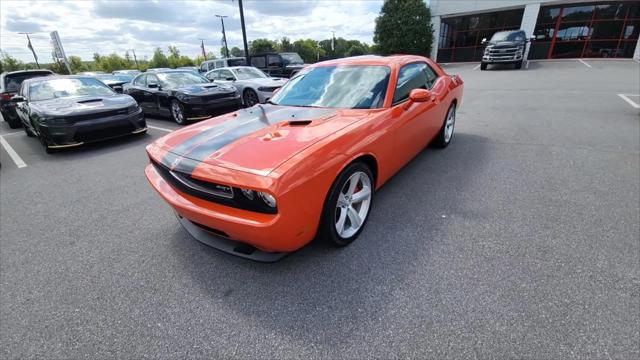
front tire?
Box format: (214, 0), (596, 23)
(320, 162), (374, 247)
(243, 89), (259, 107)
(433, 103), (456, 148)
(515, 61), (523, 69)
(480, 62), (488, 70)
(170, 99), (187, 125)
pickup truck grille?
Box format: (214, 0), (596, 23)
(484, 47), (522, 61)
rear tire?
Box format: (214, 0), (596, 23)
(432, 103), (456, 148)
(320, 162), (374, 247)
(515, 61), (523, 69)
(480, 62), (488, 70)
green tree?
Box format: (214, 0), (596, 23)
(229, 47), (243, 57)
(194, 51), (216, 66)
(0, 51), (25, 72)
(69, 55), (86, 73)
(293, 39), (324, 63)
(279, 37), (293, 52)
(149, 47), (170, 68)
(167, 45), (193, 68)
(374, 0), (434, 56)
(249, 38), (277, 55)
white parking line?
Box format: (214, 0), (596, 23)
(0, 131), (22, 136)
(525, 60), (530, 69)
(147, 125), (174, 133)
(578, 59), (593, 68)
(472, 64), (480, 70)
(617, 94), (640, 109)
(0, 135), (27, 168)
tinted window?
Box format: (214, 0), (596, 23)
(251, 56), (266, 68)
(29, 78), (114, 101)
(270, 65), (390, 109)
(267, 55), (281, 67)
(215, 61), (223, 68)
(424, 65), (438, 88)
(227, 58), (246, 66)
(4, 71), (52, 92)
(393, 63), (430, 104)
(156, 72), (208, 87)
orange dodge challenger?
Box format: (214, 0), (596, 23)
(145, 55), (463, 261)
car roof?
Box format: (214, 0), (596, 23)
(20, 74), (103, 86)
(146, 69), (195, 74)
(311, 54), (431, 68)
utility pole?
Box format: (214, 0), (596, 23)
(238, 0), (250, 64)
(199, 39), (207, 61)
(215, 15), (229, 58)
(19, 32), (40, 68)
(130, 49), (139, 70)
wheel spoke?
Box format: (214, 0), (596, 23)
(346, 174), (359, 196)
(335, 208), (347, 235)
(351, 186), (371, 204)
(337, 193), (349, 208)
(347, 206), (361, 228)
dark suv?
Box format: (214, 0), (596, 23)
(1, 69), (54, 128)
(481, 30), (531, 70)
(250, 52), (305, 78)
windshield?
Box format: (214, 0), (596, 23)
(281, 53), (304, 65)
(490, 31), (525, 42)
(97, 74), (133, 82)
(234, 67), (268, 80)
(29, 78), (114, 101)
(157, 72), (209, 87)
(270, 65), (389, 109)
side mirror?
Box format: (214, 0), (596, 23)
(529, 36), (535, 42)
(11, 95), (25, 103)
(481, 38), (487, 44)
(404, 89), (433, 110)
(148, 82), (158, 89)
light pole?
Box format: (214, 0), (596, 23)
(215, 15), (229, 58)
(18, 32), (39, 68)
(238, 0), (250, 64)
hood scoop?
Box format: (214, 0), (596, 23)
(202, 84), (218, 89)
(287, 120), (312, 126)
(77, 98), (103, 104)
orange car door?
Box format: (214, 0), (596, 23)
(388, 62), (438, 165)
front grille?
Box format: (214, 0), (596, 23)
(485, 47), (521, 60)
(201, 93), (235, 102)
(74, 121), (135, 142)
(66, 108), (129, 122)
(151, 159), (277, 214)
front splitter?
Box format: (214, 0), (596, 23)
(176, 214), (288, 263)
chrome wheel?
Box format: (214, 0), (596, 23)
(444, 105), (455, 143)
(335, 171), (372, 238)
(171, 101), (185, 124)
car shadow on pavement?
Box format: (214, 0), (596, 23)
(168, 132), (491, 351)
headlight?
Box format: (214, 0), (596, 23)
(257, 87), (273, 92)
(127, 104), (139, 114)
(257, 192), (276, 208)
(240, 188), (254, 200)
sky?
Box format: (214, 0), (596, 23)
(0, 0), (385, 63)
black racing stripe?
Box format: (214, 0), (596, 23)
(162, 104), (336, 174)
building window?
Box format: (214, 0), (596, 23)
(437, 8), (525, 62)
(530, 1), (640, 59)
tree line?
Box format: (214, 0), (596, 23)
(1, 0), (433, 73)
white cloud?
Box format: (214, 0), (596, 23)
(0, 0), (383, 63)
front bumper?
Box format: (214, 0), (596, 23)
(183, 97), (242, 120)
(39, 109), (146, 147)
(482, 49), (523, 63)
(144, 163), (317, 255)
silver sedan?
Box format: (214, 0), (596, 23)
(204, 66), (288, 107)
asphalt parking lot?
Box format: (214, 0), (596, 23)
(1, 59), (639, 359)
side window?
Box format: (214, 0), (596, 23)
(147, 74), (159, 86)
(200, 63), (208, 72)
(251, 56), (266, 68)
(267, 55), (281, 67)
(393, 62), (429, 104)
(424, 64), (439, 89)
(135, 75), (147, 87)
(215, 60), (223, 69)
(219, 69), (234, 80)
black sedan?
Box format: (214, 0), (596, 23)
(12, 76), (146, 153)
(124, 70), (241, 125)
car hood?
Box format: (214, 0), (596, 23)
(172, 83), (235, 95)
(487, 41), (523, 48)
(153, 104), (375, 176)
(31, 94), (135, 116)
